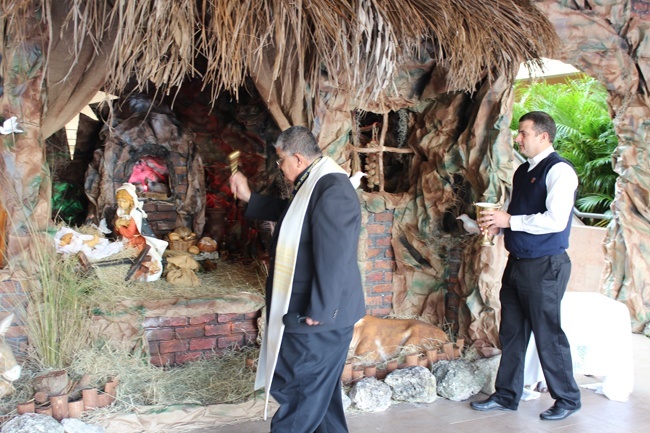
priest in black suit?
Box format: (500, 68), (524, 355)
(230, 125), (366, 433)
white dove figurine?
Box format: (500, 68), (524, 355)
(0, 116), (23, 135)
(457, 214), (480, 234)
(349, 171), (367, 189)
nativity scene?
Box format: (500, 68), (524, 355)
(0, 0), (648, 431)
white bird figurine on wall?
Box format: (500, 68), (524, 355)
(349, 171), (367, 189)
(457, 214), (480, 234)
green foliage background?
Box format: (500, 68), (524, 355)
(511, 76), (617, 225)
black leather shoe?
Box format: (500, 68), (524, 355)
(540, 405), (580, 421)
(470, 398), (514, 412)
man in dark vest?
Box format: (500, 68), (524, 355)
(469, 111), (581, 421)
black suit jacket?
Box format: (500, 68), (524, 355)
(245, 172), (366, 334)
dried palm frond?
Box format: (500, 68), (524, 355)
(1, 0), (558, 110)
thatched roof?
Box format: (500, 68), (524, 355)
(2, 0), (558, 103)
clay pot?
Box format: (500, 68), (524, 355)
(386, 359), (398, 372)
(16, 401), (35, 415)
(443, 342), (455, 359)
(405, 353), (419, 366)
(50, 394), (69, 421)
(68, 399), (84, 418)
(96, 393), (110, 408)
(341, 363), (353, 385)
(418, 355), (429, 367)
(363, 365), (377, 378)
(35, 406), (52, 416)
(82, 388), (98, 410)
(426, 349), (439, 365)
(351, 366), (364, 382)
(104, 378), (119, 404)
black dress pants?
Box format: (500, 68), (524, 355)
(270, 326), (353, 433)
(492, 252), (581, 410)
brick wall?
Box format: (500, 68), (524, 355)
(146, 311), (261, 366)
(363, 210), (395, 317)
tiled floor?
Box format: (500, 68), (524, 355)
(199, 333), (650, 433)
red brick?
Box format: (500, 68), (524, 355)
(365, 271), (385, 283)
(365, 295), (384, 306)
(368, 307), (391, 317)
(175, 352), (203, 364)
(365, 248), (384, 259)
(218, 334), (245, 348)
(373, 260), (394, 271)
(148, 341), (160, 355)
(159, 339), (189, 353)
(190, 314), (217, 325)
(372, 212), (394, 222)
(155, 221), (178, 231)
(150, 353), (174, 367)
(383, 294), (393, 304)
(367, 224), (387, 235)
(156, 203), (176, 212)
(175, 326), (205, 339)
(374, 237), (392, 247)
(243, 333), (259, 345)
(189, 337), (217, 351)
(205, 323), (232, 336)
(232, 321), (258, 333)
(217, 313), (244, 323)
(0, 281), (20, 294)
(145, 328), (175, 341)
(147, 211), (178, 221)
(371, 284), (393, 294)
(244, 311), (262, 320)
(143, 203), (157, 213)
(385, 249), (394, 258)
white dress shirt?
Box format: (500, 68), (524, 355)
(509, 147), (578, 235)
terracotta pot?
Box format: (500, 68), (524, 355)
(405, 353), (419, 366)
(104, 378), (119, 403)
(96, 393), (110, 408)
(426, 349), (439, 364)
(35, 406), (52, 416)
(82, 388), (98, 410)
(351, 366), (364, 382)
(341, 363), (353, 385)
(16, 401), (35, 415)
(443, 342), (454, 359)
(386, 359), (398, 372)
(50, 394), (69, 421)
(418, 355), (429, 367)
(363, 365), (377, 378)
(68, 399), (84, 418)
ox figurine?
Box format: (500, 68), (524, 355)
(0, 313), (21, 397)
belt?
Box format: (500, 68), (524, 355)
(509, 252), (565, 261)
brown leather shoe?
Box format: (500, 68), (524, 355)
(540, 405), (580, 421)
(470, 398), (514, 412)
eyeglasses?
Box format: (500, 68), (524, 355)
(276, 158), (284, 167)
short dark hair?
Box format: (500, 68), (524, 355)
(274, 126), (322, 160)
(519, 111), (557, 143)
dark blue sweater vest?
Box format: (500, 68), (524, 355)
(504, 152), (575, 259)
